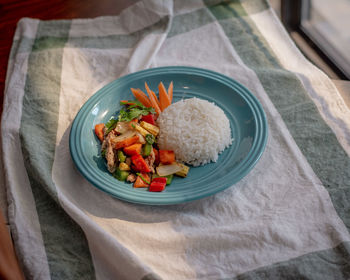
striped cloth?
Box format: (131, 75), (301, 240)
(1, 0), (350, 279)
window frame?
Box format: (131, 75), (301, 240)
(281, 0), (350, 80)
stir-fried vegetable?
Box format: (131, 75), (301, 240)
(140, 121), (159, 136)
(118, 105), (155, 122)
(130, 88), (152, 108)
(124, 143), (142, 156)
(131, 81), (173, 114)
(145, 82), (161, 115)
(114, 168), (129, 181)
(94, 81), (190, 192)
(159, 150), (175, 164)
(167, 81), (173, 103)
(117, 150), (126, 162)
(142, 143), (152, 157)
(136, 173), (151, 185)
(132, 122), (150, 137)
(141, 114), (156, 125)
(152, 174), (173, 185)
(94, 123), (105, 142)
(149, 177), (167, 192)
(113, 130), (136, 143)
(105, 119), (118, 135)
(145, 134), (155, 145)
(134, 173), (151, 188)
(156, 163), (182, 177)
(119, 162), (130, 171)
(131, 154), (151, 173)
(158, 82), (171, 111)
(114, 135), (139, 150)
(175, 162), (190, 177)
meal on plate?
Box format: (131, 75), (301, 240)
(94, 81), (232, 192)
(157, 97), (232, 166)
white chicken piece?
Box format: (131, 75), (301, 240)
(105, 132), (117, 173)
(144, 149), (155, 173)
(126, 173), (136, 183)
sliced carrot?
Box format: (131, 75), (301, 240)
(158, 82), (171, 111)
(145, 82), (160, 107)
(130, 88), (152, 108)
(159, 150), (175, 164)
(123, 143), (142, 156)
(145, 82), (161, 115)
(150, 94), (161, 115)
(134, 173), (150, 188)
(114, 135), (139, 150)
(167, 81), (173, 103)
(94, 123), (105, 142)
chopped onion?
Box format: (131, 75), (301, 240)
(113, 130), (136, 143)
(156, 163), (182, 176)
(135, 132), (146, 144)
(115, 121), (130, 134)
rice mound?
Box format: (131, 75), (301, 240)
(157, 97), (232, 166)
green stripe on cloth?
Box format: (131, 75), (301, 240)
(205, 0), (350, 278)
(20, 21), (95, 279)
(34, 20), (72, 37)
(168, 8), (214, 38)
(68, 16), (170, 49)
(207, 0), (350, 230)
(66, 8), (214, 48)
(205, 0), (270, 17)
(32, 36), (69, 51)
(9, 37), (35, 59)
(234, 242), (350, 280)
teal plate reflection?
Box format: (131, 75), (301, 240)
(69, 66), (268, 205)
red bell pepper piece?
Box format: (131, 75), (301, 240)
(94, 123), (105, 142)
(141, 114), (156, 125)
(152, 177), (167, 184)
(131, 154), (151, 173)
(149, 181), (166, 192)
(159, 150), (175, 164)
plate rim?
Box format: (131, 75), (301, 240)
(69, 66), (268, 205)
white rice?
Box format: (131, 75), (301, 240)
(157, 97), (232, 166)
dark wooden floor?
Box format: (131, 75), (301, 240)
(0, 0), (138, 117)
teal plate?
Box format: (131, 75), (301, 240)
(69, 66), (268, 205)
